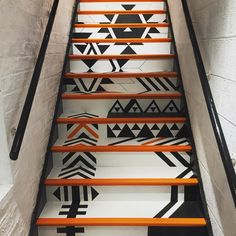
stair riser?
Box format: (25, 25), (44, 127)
(69, 58), (174, 73)
(76, 14), (167, 24)
(78, 2), (165, 11)
(57, 122), (188, 139)
(52, 152), (191, 168)
(46, 186), (186, 202)
(62, 99), (183, 117)
(72, 42), (171, 55)
(39, 226), (147, 236)
(64, 77), (179, 94)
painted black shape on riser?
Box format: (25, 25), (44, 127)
(148, 227), (208, 236)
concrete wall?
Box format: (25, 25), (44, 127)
(168, 1), (236, 236)
(187, 0), (236, 169)
(0, 0), (74, 235)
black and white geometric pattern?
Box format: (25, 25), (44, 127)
(108, 99), (182, 116)
(65, 77), (178, 94)
(72, 42), (171, 56)
(76, 13), (167, 24)
(107, 123), (189, 138)
(73, 26), (168, 39)
(58, 152), (96, 179)
(53, 186), (99, 202)
(70, 58), (174, 73)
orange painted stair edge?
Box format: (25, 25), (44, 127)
(45, 178), (199, 186)
(64, 72), (178, 78)
(71, 38), (172, 43)
(78, 10), (167, 15)
(51, 145), (192, 152)
(36, 218), (207, 227)
(74, 23), (169, 28)
(62, 93), (182, 99)
(69, 54), (175, 60)
(57, 117), (187, 124)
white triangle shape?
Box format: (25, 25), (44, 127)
(124, 27), (132, 32)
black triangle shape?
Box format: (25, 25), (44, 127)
(149, 28), (160, 33)
(75, 44), (87, 54)
(100, 78), (113, 84)
(91, 187), (99, 200)
(107, 126), (117, 137)
(98, 28), (110, 33)
(158, 124), (173, 137)
(113, 124), (122, 130)
(176, 124), (189, 138)
(109, 100), (124, 113)
(171, 124), (179, 130)
(82, 59), (97, 68)
(106, 34), (113, 39)
(124, 100), (143, 113)
(138, 124), (154, 137)
(132, 124), (141, 130)
(163, 100), (179, 112)
(118, 124), (135, 137)
(105, 14), (114, 22)
(122, 4), (135, 10)
(151, 124), (160, 130)
(98, 44), (110, 54)
(143, 14), (153, 22)
(116, 59), (129, 67)
(144, 100), (161, 113)
(53, 188), (61, 201)
(121, 46), (136, 54)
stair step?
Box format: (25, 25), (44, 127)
(75, 23), (169, 28)
(69, 54), (175, 59)
(62, 92), (182, 99)
(64, 72), (178, 78)
(72, 43), (172, 55)
(79, 1), (165, 12)
(69, 56), (174, 73)
(78, 10), (167, 14)
(46, 166), (196, 183)
(71, 38), (172, 43)
(57, 116), (186, 124)
(51, 136), (191, 153)
(37, 217), (207, 227)
(52, 151), (191, 168)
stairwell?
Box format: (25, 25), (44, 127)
(32, 0), (212, 235)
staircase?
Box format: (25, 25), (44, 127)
(35, 0), (210, 235)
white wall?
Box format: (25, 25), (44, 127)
(167, 1), (236, 236)
(188, 0), (236, 168)
(0, 0), (74, 235)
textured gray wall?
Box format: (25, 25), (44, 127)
(0, 0), (74, 235)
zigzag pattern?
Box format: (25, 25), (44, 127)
(65, 77), (178, 94)
(58, 152), (96, 179)
(107, 123), (189, 138)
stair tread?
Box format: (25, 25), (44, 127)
(57, 114), (186, 123)
(47, 166), (195, 180)
(38, 201), (204, 220)
(53, 137), (190, 147)
(64, 72), (178, 78)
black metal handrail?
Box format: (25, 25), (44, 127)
(9, 0), (59, 161)
(182, 0), (236, 206)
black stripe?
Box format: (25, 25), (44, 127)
(155, 78), (169, 90)
(136, 78), (152, 92)
(109, 137), (135, 146)
(171, 186), (178, 202)
(157, 152), (176, 167)
(171, 152), (190, 167)
(154, 201), (177, 218)
(146, 78), (161, 91)
(164, 77), (177, 90)
(64, 186), (69, 201)
(83, 186), (88, 201)
(176, 168), (192, 178)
